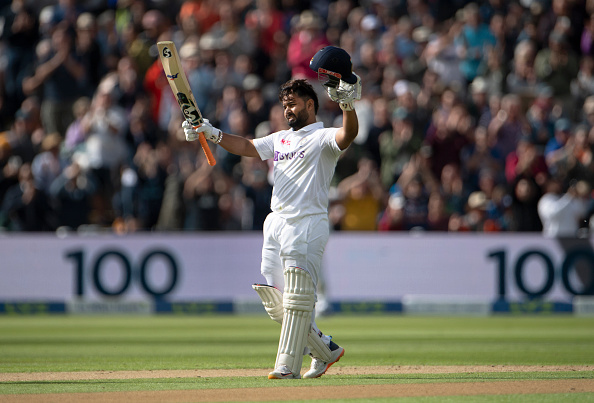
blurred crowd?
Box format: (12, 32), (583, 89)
(1, 0), (594, 236)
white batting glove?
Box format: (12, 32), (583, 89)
(325, 73), (362, 111)
(339, 73), (362, 112)
(182, 119), (222, 144)
(182, 120), (198, 141)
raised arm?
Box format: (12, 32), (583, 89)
(309, 46), (362, 151)
(335, 108), (359, 151)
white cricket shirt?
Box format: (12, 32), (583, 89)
(253, 122), (343, 220)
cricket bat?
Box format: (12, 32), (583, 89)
(157, 41), (216, 166)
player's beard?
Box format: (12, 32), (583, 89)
(286, 109), (309, 130)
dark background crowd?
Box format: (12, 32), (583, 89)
(1, 0), (594, 235)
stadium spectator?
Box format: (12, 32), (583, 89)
(505, 39), (539, 98)
(454, 3), (496, 83)
(0, 1), (39, 122)
(286, 10), (329, 82)
(544, 118), (574, 177)
(133, 141), (167, 230)
(75, 13), (104, 97)
(245, 0), (285, 57)
(183, 161), (228, 231)
(178, 0), (220, 37)
(448, 190), (489, 232)
(22, 22), (86, 136)
(565, 124), (594, 184)
(336, 157), (385, 231)
(439, 163), (467, 216)
(509, 175), (543, 232)
(111, 56), (145, 116)
(377, 192), (405, 231)
(571, 56), (594, 118)
(242, 75), (271, 135)
(460, 125), (504, 192)
(395, 153), (438, 230)
(79, 75), (129, 224)
(63, 96), (91, 156)
(538, 177), (590, 237)
(378, 106), (423, 189)
(420, 19), (465, 90)
(426, 191), (450, 231)
(487, 93), (529, 159)
(364, 97), (392, 169)
(49, 159), (96, 230)
(240, 157), (272, 230)
(466, 76), (490, 124)
(534, 31), (579, 110)
(120, 18), (153, 79)
(2, 107), (37, 165)
(31, 132), (63, 195)
(505, 136), (548, 186)
(525, 86), (556, 147)
(1, 161), (56, 230)
(423, 103), (471, 180)
(205, 0), (256, 59)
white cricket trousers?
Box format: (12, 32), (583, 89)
(260, 212), (329, 297)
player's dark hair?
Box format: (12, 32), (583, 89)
(279, 79), (319, 114)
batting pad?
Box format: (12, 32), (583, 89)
(275, 267), (315, 376)
(307, 328), (332, 362)
(253, 283), (332, 362)
(252, 284), (283, 323)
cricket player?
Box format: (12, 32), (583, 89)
(183, 46), (361, 379)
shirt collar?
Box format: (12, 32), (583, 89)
(292, 122), (324, 134)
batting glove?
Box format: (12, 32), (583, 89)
(325, 73), (362, 111)
(339, 73), (362, 112)
(182, 119), (222, 144)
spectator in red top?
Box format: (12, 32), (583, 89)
(245, 0), (286, 57)
(178, 0), (220, 36)
(505, 136), (548, 186)
(287, 11), (330, 82)
(423, 104), (471, 180)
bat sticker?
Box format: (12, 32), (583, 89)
(167, 73), (179, 80)
(176, 92), (201, 124)
(162, 47), (172, 58)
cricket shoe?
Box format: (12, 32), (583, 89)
(302, 340), (344, 379)
(268, 364), (301, 379)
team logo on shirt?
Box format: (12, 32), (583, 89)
(274, 150), (305, 161)
(281, 139), (291, 146)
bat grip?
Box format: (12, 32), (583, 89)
(198, 132), (217, 166)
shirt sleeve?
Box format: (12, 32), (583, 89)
(320, 128), (343, 158)
(253, 133), (276, 160)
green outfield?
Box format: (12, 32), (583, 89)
(1, 315), (593, 402)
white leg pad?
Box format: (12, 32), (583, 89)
(253, 283), (332, 362)
(275, 267), (315, 376)
(252, 284), (283, 323)
(307, 328), (332, 362)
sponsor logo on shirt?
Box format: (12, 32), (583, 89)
(274, 150), (305, 161)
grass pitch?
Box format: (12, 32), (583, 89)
(0, 314), (593, 401)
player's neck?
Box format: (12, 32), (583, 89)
(293, 118), (317, 131)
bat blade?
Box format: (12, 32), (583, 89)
(157, 41), (216, 166)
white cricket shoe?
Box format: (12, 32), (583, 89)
(303, 341), (344, 379)
(268, 364), (301, 379)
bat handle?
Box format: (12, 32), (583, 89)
(198, 132), (217, 166)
